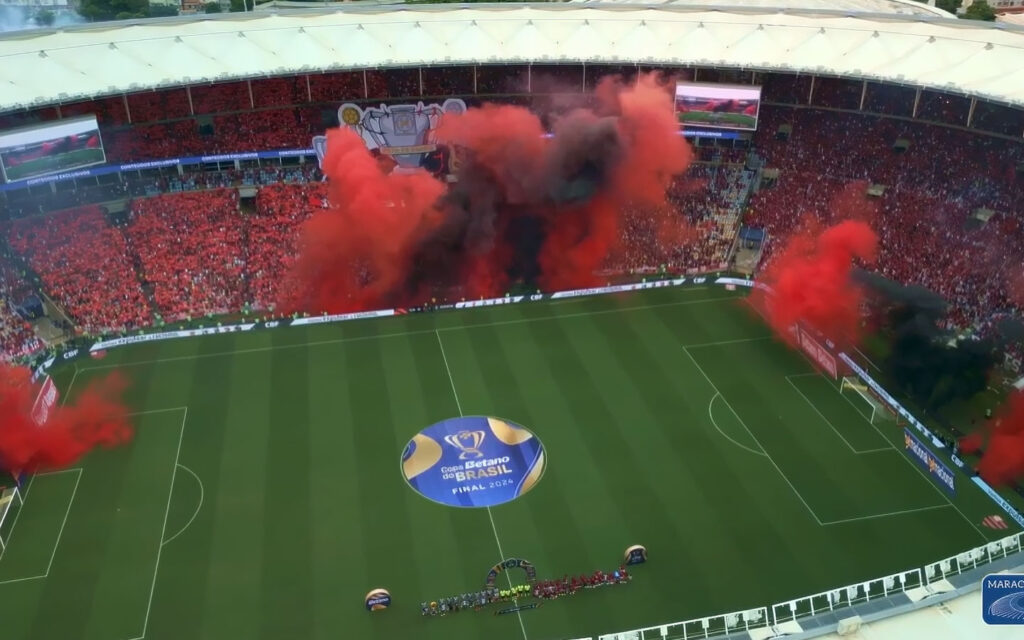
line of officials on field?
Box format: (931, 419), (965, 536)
(421, 567), (632, 616)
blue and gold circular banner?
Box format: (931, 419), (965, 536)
(401, 417), (546, 508)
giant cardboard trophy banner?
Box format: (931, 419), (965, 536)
(313, 99), (467, 174)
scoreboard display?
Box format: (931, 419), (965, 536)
(0, 115), (106, 183)
(675, 82), (762, 132)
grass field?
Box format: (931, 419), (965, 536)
(677, 112), (757, 130)
(0, 286), (1017, 640)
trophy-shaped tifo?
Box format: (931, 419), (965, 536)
(312, 98), (467, 174)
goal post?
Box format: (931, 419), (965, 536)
(841, 377), (903, 425)
(0, 485), (24, 553)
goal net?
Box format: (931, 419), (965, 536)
(841, 377), (902, 425)
(0, 486), (24, 553)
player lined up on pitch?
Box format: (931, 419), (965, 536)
(421, 567), (632, 616)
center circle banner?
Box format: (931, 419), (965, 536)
(401, 416), (546, 508)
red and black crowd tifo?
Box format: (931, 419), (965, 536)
(0, 66), (1020, 377)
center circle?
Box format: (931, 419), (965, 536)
(401, 416), (546, 508)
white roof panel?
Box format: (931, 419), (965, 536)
(0, 5), (1023, 113)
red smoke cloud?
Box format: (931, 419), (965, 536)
(282, 127), (447, 313)
(753, 219), (878, 345)
(961, 391), (1024, 487)
(537, 75), (694, 291)
(283, 73), (693, 312)
(0, 365), (133, 473)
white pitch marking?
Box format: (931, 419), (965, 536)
(435, 330), (528, 640)
(80, 292), (735, 372)
(160, 464), (204, 547)
(128, 406), (188, 640)
(707, 393), (767, 457)
(682, 346), (824, 525)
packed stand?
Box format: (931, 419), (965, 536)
(190, 81), (251, 115)
(745, 106), (1024, 332)
(0, 257), (43, 360)
(126, 190), (245, 322)
(8, 207), (151, 335)
(104, 108), (321, 162)
(606, 163), (753, 275)
(245, 182), (327, 311)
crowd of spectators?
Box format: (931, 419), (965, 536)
(745, 106), (1024, 336)
(1, 99), (1022, 367)
(245, 182), (326, 311)
(0, 258), (43, 361)
(7, 207), (151, 335)
(104, 108), (323, 162)
(126, 190), (245, 322)
(606, 164), (754, 275)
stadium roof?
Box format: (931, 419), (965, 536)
(569, 0), (952, 18)
(2, 4), (1024, 114)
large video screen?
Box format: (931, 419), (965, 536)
(0, 116), (106, 182)
(675, 83), (762, 132)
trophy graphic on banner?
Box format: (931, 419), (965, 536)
(313, 98), (466, 174)
(443, 430), (487, 460)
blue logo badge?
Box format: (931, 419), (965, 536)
(401, 416), (546, 508)
(982, 573), (1024, 624)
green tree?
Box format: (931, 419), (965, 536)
(229, 0), (254, 10)
(935, 0), (962, 13)
(78, 0), (148, 21)
(35, 9), (56, 26)
(963, 0), (997, 20)
(204, 1), (222, 12)
(147, 3), (180, 17)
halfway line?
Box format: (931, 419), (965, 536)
(435, 330), (528, 640)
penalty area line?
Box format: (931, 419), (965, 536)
(682, 346), (824, 526)
(128, 406), (188, 640)
(435, 331), (528, 640)
(707, 393), (766, 458)
(42, 468), (82, 578)
(825, 380), (991, 542)
(784, 375), (890, 455)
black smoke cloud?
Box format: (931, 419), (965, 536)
(854, 269), (997, 411)
(284, 75), (695, 314)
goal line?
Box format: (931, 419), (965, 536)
(840, 377), (905, 426)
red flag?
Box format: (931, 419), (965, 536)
(982, 515), (1009, 530)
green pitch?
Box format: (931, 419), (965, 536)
(2, 147), (105, 181)
(677, 111), (757, 129)
(0, 286), (1016, 640)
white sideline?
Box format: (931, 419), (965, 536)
(436, 330), (528, 640)
(0, 468), (83, 586)
(78, 291), (735, 373)
(707, 393), (767, 458)
(128, 406), (189, 640)
(784, 375), (891, 455)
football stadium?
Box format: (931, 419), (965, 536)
(0, 3), (1023, 640)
